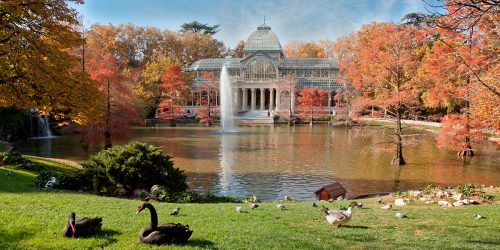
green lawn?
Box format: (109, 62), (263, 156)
(0, 165), (499, 249)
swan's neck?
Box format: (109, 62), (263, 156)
(345, 207), (353, 216)
(146, 203), (158, 229)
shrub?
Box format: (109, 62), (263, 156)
(83, 141), (188, 196)
(2, 151), (28, 165)
(34, 170), (90, 190)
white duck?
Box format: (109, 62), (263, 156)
(321, 203), (355, 227)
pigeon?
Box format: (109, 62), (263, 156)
(377, 199), (383, 204)
(395, 211), (407, 218)
(471, 214), (485, 219)
(351, 201), (363, 208)
(381, 204), (392, 210)
(312, 202), (318, 207)
(170, 207), (180, 216)
(248, 203), (259, 209)
(277, 204), (286, 210)
(339, 205), (347, 211)
(236, 206), (245, 213)
(328, 199), (334, 203)
(6, 170), (13, 176)
(336, 196), (344, 201)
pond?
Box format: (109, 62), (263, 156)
(18, 125), (500, 201)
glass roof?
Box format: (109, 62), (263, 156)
(281, 58), (337, 68)
(243, 24), (282, 52)
(188, 57), (337, 71)
(188, 58), (242, 71)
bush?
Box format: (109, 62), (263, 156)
(83, 141), (188, 196)
(2, 151), (28, 165)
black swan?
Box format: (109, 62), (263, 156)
(136, 202), (193, 245)
(62, 212), (102, 238)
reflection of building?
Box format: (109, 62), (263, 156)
(188, 23), (341, 113)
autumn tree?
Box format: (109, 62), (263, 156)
(0, 0), (101, 123)
(283, 40), (325, 58)
(419, 0), (499, 155)
(297, 87), (328, 125)
(180, 21), (220, 35)
(195, 72), (219, 126)
(344, 23), (428, 165)
(81, 53), (141, 148)
(157, 64), (188, 125)
(231, 40), (245, 58)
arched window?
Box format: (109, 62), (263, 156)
(243, 58), (277, 79)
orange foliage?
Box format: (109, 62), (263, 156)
(195, 72), (219, 125)
(437, 114), (486, 152)
(283, 39), (334, 58)
(297, 87), (328, 123)
(157, 64), (188, 122)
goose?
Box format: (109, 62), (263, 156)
(136, 202), (192, 245)
(351, 201), (363, 208)
(321, 202), (355, 227)
(170, 208), (180, 216)
(381, 203), (392, 210)
(62, 212), (102, 238)
(277, 204), (286, 210)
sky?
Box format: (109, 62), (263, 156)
(73, 0), (440, 48)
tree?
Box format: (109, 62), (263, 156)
(283, 40), (326, 58)
(195, 72), (219, 126)
(81, 53), (141, 148)
(420, 0), (500, 154)
(297, 87), (328, 125)
(231, 40), (245, 58)
(157, 64), (188, 125)
(180, 21), (220, 35)
(344, 23), (428, 165)
(0, 0), (102, 123)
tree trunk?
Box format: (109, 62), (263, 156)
(392, 107), (406, 165)
(310, 104), (313, 126)
(104, 79), (112, 149)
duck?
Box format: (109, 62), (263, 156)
(170, 208), (180, 216)
(136, 202), (192, 245)
(321, 202), (355, 227)
(62, 212), (102, 238)
(248, 203), (259, 209)
(277, 204), (286, 210)
(236, 206), (246, 213)
(471, 214), (485, 219)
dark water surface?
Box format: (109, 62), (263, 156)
(18, 125), (499, 201)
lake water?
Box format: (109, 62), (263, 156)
(18, 125), (499, 201)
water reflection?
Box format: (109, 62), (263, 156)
(17, 125), (500, 201)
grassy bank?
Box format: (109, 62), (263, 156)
(0, 164), (499, 249)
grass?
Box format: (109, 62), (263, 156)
(0, 164), (499, 249)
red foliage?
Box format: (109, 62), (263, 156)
(157, 64), (188, 122)
(297, 87), (328, 122)
(80, 53), (142, 146)
(194, 72), (219, 125)
(437, 114), (486, 152)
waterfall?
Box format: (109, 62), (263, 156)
(219, 65), (235, 132)
(30, 109), (53, 138)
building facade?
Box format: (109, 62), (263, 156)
(188, 23), (341, 114)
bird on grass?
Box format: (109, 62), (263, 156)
(471, 214), (485, 219)
(336, 196), (344, 201)
(395, 211), (407, 219)
(351, 201), (363, 208)
(6, 170), (13, 176)
(236, 206), (246, 213)
(248, 203), (259, 209)
(328, 199), (334, 203)
(252, 195), (260, 203)
(277, 204), (286, 210)
(62, 212), (102, 238)
(377, 199), (383, 204)
(321, 202), (356, 227)
(339, 205), (347, 211)
(170, 208), (180, 216)
(312, 202), (318, 207)
(136, 202), (192, 245)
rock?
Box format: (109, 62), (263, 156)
(114, 184), (128, 196)
(452, 193), (465, 201)
(438, 200), (451, 207)
(435, 190), (449, 199)
(409, 191), (421, 197)
(395, 198), (407, 206)
(133, 189), (149, 199)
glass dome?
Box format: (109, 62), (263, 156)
(243, 24), (282, 54)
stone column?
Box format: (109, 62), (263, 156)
(251, 88), (256, 110)
(234, 88), (240, 111)
(242, 88), (247, 111)
(269, 88), (275, 111)
(260, 88), (265, 111)
(276, 89), (281, 112)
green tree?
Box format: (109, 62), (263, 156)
(180, 21), (220, 35)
